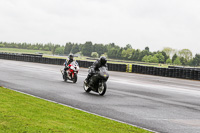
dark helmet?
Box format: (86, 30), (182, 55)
(69, 54), (74, 60)
(100, 56), (107, 65)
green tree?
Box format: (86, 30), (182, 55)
(107, 47), (119, 59)
(132, 49), (140, 61)
(0, 44), (5, 47)
(81, 41), (93, 56)
(142, 55), (149, 62)
(161, 51), (169, 62)
(33, 47), (39, 50)
(172, 54), (178, 63)
(166, 58), (172, 64)
(44, 47), (50, 51)
(192, 54), (200, 66)
(64, 43), (73, 55)
(162, 47), (176, 58)
(121, 49), (126, 59)
(116, 48), (123, 59)
(91, 52), (99, 58)
(178, 49), (193, 62)
(124, 44), (132, 50)
(55, 47), (64, 55)
(93, 44), (105, 55)
(173, 57), (182, 65)
(155, 53), (165, 63)
(71, 44), (80, 54)
(51, 45), (60, 55)
(138, 49), (150, 61)
(180, 57), (186, 65)
(149, 55), (159, 63)
(121, 48), (133, 60)
(145, 46), (149, 52)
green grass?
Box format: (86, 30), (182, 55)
(0, 87), (151, 133)
(0, 48), (52, 55)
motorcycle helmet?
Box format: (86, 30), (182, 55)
(100, 56), (107, 65)
(69, 54), (74, 60)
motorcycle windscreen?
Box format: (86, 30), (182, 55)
(70, 61), (79, 66)
(70, 61), (79, 71)
(99, 67), (109, 80)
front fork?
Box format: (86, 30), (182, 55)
(98, 80), (104, 89)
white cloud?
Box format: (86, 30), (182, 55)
(0, 0), (200, 54)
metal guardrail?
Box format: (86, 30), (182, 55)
(132, 64), (200, 80)
(0, 53), (127, 72)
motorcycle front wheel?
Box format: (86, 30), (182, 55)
(98, 82), (107, 96)
(73, 73), (77, 83)
(63, 73), (67, 82)
(83, 82), (91, 93)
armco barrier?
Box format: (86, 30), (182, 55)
(0, 52), (199, 80)
(186, 69), (191, 79)
(198, 70), (200, 80)
(107, 63), (126, 72)
(194, 70), (199, 80)
(0, 53), (65, 66)
(131, 64), (200, 80)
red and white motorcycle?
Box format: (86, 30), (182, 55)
(61, 61), (79, 83)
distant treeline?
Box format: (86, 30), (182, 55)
(0, 41), (199, 66)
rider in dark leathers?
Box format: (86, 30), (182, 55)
(85, 56), (108, 84)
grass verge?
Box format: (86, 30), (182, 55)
(0, 87), (151, 133)
(0, 48), (52, 55)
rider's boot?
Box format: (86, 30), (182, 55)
(84, 74), (92, 84)
(63, 70), (67, 79)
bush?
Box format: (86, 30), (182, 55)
(149, 55), (159, 63)
(142, 55), (148, 62)
(166, 58), (172, 64)
(91, 52), (99, 58)
(173, 57), (182, 65)
(44, 47), (50, 51)
(0, 44), (5, 47)
(55, 47), (64, 55)
(33, 47), (39, 50)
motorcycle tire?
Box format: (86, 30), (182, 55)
(73, 73), (77, 83)
(98, 82), (107, 96)
(64, 73), (67, 82)
(83, 83), (91, 93)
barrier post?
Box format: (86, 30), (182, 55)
(126, 64), (132, 72)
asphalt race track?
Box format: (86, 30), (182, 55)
(1, 59), (200, 133)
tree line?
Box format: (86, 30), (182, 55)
(0, 41), (199, 66)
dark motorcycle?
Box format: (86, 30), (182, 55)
(83, 66), (109, 96)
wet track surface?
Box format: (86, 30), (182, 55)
(1, 59), (200, 133)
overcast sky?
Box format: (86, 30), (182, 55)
(0, 0), (200, 54)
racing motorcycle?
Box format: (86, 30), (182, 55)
(61, 61), (79, 83)
(83, 66), (109, 96)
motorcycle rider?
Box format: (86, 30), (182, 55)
(85, 56), (108, 84)
(64, 54), (74, 74)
